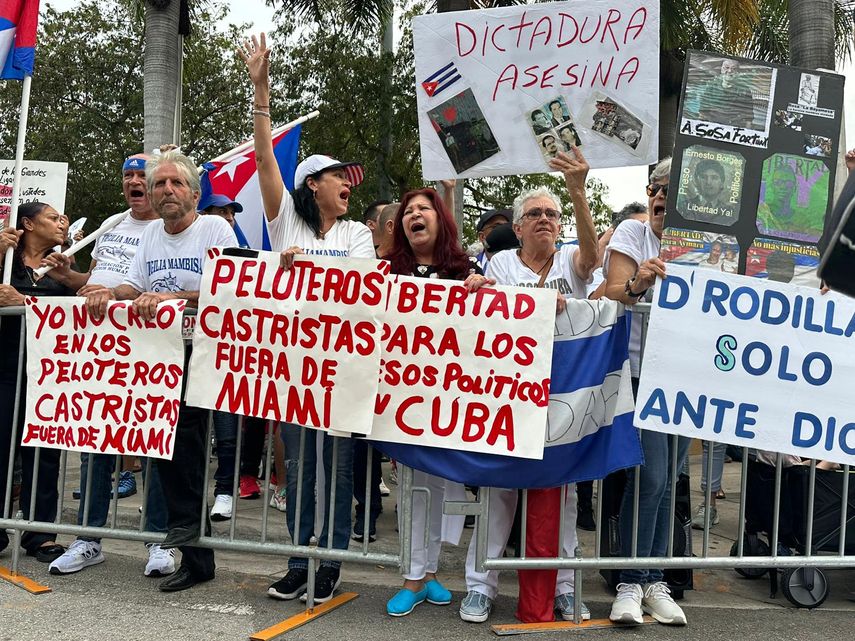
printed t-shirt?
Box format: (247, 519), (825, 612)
(268, 193), (374, 259)
(90, 213), (156, 288)
(486, 243), (590, 298)
(124, 214), (237, 293)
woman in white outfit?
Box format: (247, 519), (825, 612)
(240, 33), (375, 605)
(383, 187), (493, 616)
(459, 147), (598, 624)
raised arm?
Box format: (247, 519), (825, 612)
(549, 147), (597, 280)
(238, 33), (284, 223)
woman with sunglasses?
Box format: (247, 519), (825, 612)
(602, 159), (689, 627)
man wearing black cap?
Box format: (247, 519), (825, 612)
(474, 209), (511, 271)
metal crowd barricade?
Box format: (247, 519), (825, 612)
(455, 302), (854, 620)
(0, 306), (416, 609)
(2, 300), (853, 617)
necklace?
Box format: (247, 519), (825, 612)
(517, 249), (555, 275)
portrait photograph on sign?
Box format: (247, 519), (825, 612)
(427, 88), (500, 173)
(756, 153), (829, 243)
(536, 132), (562, 163)
(798, 73), (820, 107)
(675, 145), (744, 226)
(746, 237), (821, 287)
(660, 228), (739, 273)
(527, 96), (582, 165)
(680, 53), (776, 147)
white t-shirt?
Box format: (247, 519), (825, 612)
(124, 215), (237, 293)
(603, 219), (660, 377)
(89, 213), (156, 288)
(268, 193), (374, 259)
(486, 244), (591, 299)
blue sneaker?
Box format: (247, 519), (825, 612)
(555, 592), (591, 621)
(425, 579), (452, 605)
(115, 471), (137, 499)
(387, 588), (427, 616)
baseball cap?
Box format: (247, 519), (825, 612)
(293, 154), (365, 190)
(476, 208), (512, 232)
(485, 223), (520, 254)
(199, 193), (243, 212)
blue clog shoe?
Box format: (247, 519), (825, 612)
(387, 587), (427, 616)
(425, 579), (452, 605)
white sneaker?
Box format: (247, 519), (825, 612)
(609, 582), (644, 624)
(642, 582), (687, 625)
(210, 494), (233, 521)
(49, 539), (104, 575)
(145, 543), (176, 577)
(378, 478), (391, 497)
(269, 488), (287, 513)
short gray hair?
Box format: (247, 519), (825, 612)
(146, 150), (200, 194)
(649, 157), (671, 184)
(512, 187), (563, 224)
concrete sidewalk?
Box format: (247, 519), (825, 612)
(3, 448), (854, 640)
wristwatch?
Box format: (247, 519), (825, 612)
(624, 277), (646, 299)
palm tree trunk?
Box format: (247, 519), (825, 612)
(789, 0), (835, 69)
(143, 0), (182, 151)
(377, 15), (394, 201)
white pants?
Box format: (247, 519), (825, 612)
(400, 468), (465, 581)
(465, 486), (579, 600)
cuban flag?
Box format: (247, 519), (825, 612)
(375, 300), (642, 489)
(199, 124), (301, 250)
(0, 0), (39, 80)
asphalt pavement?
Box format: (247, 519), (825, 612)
(2, 453), (855, 640)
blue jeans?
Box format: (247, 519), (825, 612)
(211, 411), (237, 496)
(700, 441), (727, 493)
(281, 424), (353, 570)
(78, 453), (168, 542)
(618, 429), (691, 584)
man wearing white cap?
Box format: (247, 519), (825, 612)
(241, 31), (374, 604)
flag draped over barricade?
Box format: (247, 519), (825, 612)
(0, 0), (39, 80)
(199, 124), (302, 250)
(374, 300), (642, 488)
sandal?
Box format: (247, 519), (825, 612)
(715, 489), (726, 500)
(28, 543), (66, 563)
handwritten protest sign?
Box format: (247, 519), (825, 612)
(636, 264), (855, 465)
(0, 160), (68, 228)
(369, 277), (556, 459)
(23, 298), (186, 459)
(413, 0), (659, 179)
(186, 249), (387, 435)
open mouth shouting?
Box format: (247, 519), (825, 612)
(339, 188), (350, 202)
(409, 221), (426, 234)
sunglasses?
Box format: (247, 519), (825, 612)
(522, 207), (561, 221)
(646, 183), (669, 197)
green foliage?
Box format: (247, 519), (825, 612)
(0, 0), (252, 231)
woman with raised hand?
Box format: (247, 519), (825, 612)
(384, 187), (493, 617)
(240, 32), (374, 605)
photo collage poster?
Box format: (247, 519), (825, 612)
(662, 51), (845, 288)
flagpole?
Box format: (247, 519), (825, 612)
(208, 110), (319, 163)
(34, 109), (320, 277)
(2, 74), (32, 286)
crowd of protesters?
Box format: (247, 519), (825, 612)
(1, 30), (854, 629)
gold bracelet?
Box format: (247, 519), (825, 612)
(252, 109), (270, 118)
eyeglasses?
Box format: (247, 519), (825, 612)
(522, 208), (561, 221)
(646, 183), (669, 198)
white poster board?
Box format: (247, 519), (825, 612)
(23, 298), (186, 460)
(369, 277), (556, 459)
(186, 250), (387, 435)
(414, 0), (660, 179)
(636, 264), (855, 465)
(0, 160), (69, 226)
